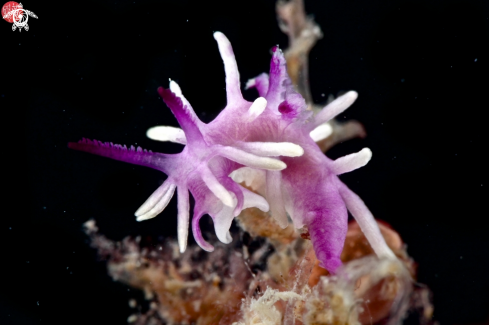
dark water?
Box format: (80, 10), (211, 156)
(1, 0), (488, 324)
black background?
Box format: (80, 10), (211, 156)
(1, 0), (488, 324)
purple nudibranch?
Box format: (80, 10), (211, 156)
(69, 32), (395, 273)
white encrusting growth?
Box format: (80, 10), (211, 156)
(313, 91), (358, 128)
(309, 122), (333, 142)
(332, 148), (372, 175)
(135, 181), (176, 221)
(146, 126), (187, 144)
(201, 167), (235, 207)
(217, 146), (287, 170)
(177, 186), (190, 253)
(242, 288), (302, 325)
(238, 141), (304, 157)
(247, 97), (267, 121)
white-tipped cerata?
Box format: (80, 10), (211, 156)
(217, 146), (287, 171)
(247, 97), (267, 121)
(238, 141), (304, 157)
(135, 181), (176, 221)
(177, 186), (190, 253)
(331, 148), (372, 175)
(313, 91), (358, 128)
(169, 80), (195, 113)
(201, 167), (235, 207)
(339, 184), (396, 259)
(213, 32), (243, 103)
(309, 123), (333, 142)
(146, 126), (187, 144)
(213, 206), (234, 244)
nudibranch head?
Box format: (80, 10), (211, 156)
(69, 32), (394, 273)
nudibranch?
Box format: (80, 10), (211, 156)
(69, 32), (395, 273)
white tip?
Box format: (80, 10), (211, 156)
(146, 126), (187, 144)
(274, 143), (304, 157)
(201, 167), (235, 207)
(353, 147), (372, 166)
(220, 193), (235, 207)
(241, 186), (270, 212)
(213, 206), (235, 244)
(178, 234), (187, 253)
(245, 78), (256, 90)
(341, 91), (358, 105)
(229, 167), (253, 185)
(254, 157), (286, 170)
(213, 31), (243, 103)
(169, 80), (183, 96)
(177, 187), (190, 253)
(314, 91), (359, 127)
(218, 146), (287, 171)
(238, 141), (303, 157)
(310, 123), (333, 142)
(218, 231), (232, 244)
(339, 184), (396, 259)
(331, 147), (372, 175)
(136, 215), (153, 222)
(215, 227), (233, 244)
(135, 182), (176, 220)
(213, 31), (226, 42)
(361, 147), (372, 161)
(247, 97), (267, 121)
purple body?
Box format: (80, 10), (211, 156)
(69, 32), (394, 273)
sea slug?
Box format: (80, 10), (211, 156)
(69, 32), (395, 273)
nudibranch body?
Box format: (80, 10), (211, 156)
(69, 32), (395, 273)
